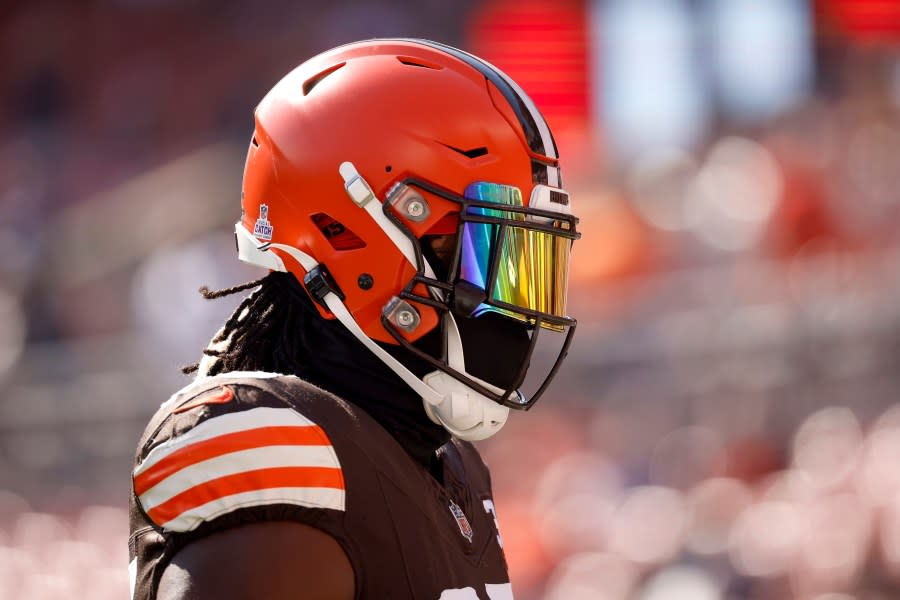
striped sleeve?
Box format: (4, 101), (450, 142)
(133, 406), (345, 533)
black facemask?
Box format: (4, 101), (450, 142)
(413, 311), (533, 393)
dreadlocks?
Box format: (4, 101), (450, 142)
(182, 271), (310, 377)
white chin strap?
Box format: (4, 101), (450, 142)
(234, 162), (511, 441)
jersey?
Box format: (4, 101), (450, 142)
(128, 372), (513, 600)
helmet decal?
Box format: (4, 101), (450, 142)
(253, 204), (273, 241)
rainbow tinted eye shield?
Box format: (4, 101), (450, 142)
(236, 163), (579, 411)
(369, 174), (580, 410)
(457, 181), (575, 329)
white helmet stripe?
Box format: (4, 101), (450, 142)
(546, 165), (560, 188)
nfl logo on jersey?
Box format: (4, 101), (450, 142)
(449, 500), (474, 543)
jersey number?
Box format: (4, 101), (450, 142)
(439, 583), (514, 599)
(482, 499), (504, 548)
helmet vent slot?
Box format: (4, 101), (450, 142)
(302, 62), (346, 96)
(251, 136), (259, 147)
(443, 144), (489, 159)
(397, 56), (442, 70)
(310, 212), (366, 251)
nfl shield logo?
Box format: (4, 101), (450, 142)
(448, 500), (474, 543)
(253, 204), (274, 240)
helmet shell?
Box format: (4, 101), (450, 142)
(241, 39), (554, 343)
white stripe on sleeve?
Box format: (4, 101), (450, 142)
(160, 487), (346, 532)
(134, 407), (318, 476)
(139, 444), (342, 511)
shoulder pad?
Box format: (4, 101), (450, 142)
(134, 374), (345, 533)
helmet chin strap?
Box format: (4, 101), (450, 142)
(233, 160), (513, 441)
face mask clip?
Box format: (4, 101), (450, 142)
(451, 279), (487, 318)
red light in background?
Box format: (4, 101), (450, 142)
(817, 0), (900, 43)
(468, 0), (594, 175)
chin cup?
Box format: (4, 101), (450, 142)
(421, 369), (510, 442)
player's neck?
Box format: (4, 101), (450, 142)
(288, 296), (451, 469)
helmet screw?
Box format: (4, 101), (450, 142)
(383, 297), (421, 332)
(405, 199), (425, 218)
(388, 186), (430, 222)
(396, 309), (415, 327)
(357, 273), (374, 290)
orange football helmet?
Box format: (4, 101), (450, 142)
(236, 39), (578, 440)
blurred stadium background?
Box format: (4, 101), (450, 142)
(2, 0), (900, 598)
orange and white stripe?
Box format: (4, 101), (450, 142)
(133, 407), (344, 532)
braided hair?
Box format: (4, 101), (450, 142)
(182, 271), (310, 377)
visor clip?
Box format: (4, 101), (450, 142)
(303, 264), (345, 310)
(452, 280), (487, 318)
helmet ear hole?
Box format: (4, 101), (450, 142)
(310, 213), (366, 251)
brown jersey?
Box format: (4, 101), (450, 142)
(128, 372), (513, 600)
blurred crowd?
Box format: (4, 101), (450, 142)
(2, 0), (900, 598)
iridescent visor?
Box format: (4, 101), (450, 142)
(458, 182), (577, 330)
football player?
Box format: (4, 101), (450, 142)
(129, 38), (579, 600)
